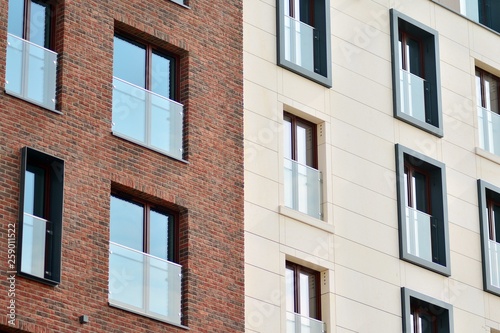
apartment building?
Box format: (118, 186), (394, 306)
(0, 0), (244, 332)
(244, 0), (500, 332)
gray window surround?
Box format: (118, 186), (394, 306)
(18, 147), (64, 285)
(395, 144), (450, 276)
(390, 9), (443, 137)
(401, 287), (454, 333)
(276, 0), (332, 88)
(477, 179), (500, 296)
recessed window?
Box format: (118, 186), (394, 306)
(112, 34), (184, 160)
(476, 68), (500, 155)
(401, 288), (453, 333)
(283, 112), (322, 220)
(108, 194), (182, 325)
(395, 144), (450, 276)
(390, 9), (443, 137)
(277, 0), (332, 87)
(477, 180), (500, 296)
(18, 147), (64, 285)
(6, 0), (58, 110)
(460, 0), (500, 33)
(285, 262), (325, 333)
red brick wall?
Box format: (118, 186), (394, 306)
(0, 0), (244, 332)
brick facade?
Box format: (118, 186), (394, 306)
(0, 0), (244, 332)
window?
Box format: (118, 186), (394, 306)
(283, 112), (322, 219)
(459, 0), (500, 33)
(395, 144), (450, 276)
(18, 147), (64, 285)
(108, 194), (182, 325)
(285, 262), (325, 333)
(112, 34), (184, 160)
(390, 9), (443, 137)
(401, 288), (453, 333)
(6, 0), (58, 110)
(277, 0), (332, 87)
(477, 180), (500, 296)
(476, 68), (500, 155)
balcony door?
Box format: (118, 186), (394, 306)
(476, 68), (500, 154)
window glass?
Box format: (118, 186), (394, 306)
(151, 52), (173, 99)
(24, 165), (46, 217)
(7, 0), (24, 36)
(29, 1), (51, 48)
(149, 209), (174, 261)
(284, 115), (293, 160)
(113, 36), (146, 88)
(110, 196), (144, 252)
(286, 262), (320, 320)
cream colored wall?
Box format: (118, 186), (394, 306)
(244, 0), (500, 332)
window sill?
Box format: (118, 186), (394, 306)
(476, 147), (500, 165)
(5, 90), (62, 115)
(109, 302), (189, 329)
(279, 205), (334, 234)
(17, 271), (60, 286)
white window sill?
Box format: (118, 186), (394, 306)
(476, 147), (500, 165)
(279, 205), (334, 234)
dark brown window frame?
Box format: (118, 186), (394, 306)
(284, 112), (318, 169)
(399, 30), (425, 78)
(410, 298), (439, 333)
(110, 192), (180, 263)
(114, 32), (180, 102)
(486, 196), (500, 242)
(286, 261), (321, 321)
(476, 67), (500, 112)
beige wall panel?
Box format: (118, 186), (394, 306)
(450, 252), (483, 289)
(243, 23), (275, 63)
(243, 0), (275, 35)
(283, 218), (333, 261)
(246, 232), (281, 273)
(245, 201), (280, 242)
(443, 113), (476, 149)
(400, 262), (450, 298)
(245, 264), (282, 306)
(245, 141), (279, 181)
(244, 111), (280, 151)
(245, 296), (281, 333)
(449, 223), (482, 260)
(244, 171), (279, 211)
(447, 168), (478, 205)
(442, 141), (477, 177)
(244, 52), (278, 91)
(244, 81), (279, 120)
(447, 195), (480, 233)
(281, 73), (330, 113)
(453, 308), (490, 333)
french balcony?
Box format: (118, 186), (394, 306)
(489, 240), (500, 288)
(478, 106), (500, 156)
(21, 213), (49, 279)
(112, 77), (184, 160)
(108, 242), (182, 325)
(284, 158), (322, 220)
(405, 206), (433, 262)
(5, 33), (57, 110)
(283, 14), (315, 72)
(399, 69), (429, 123)
(286, 312), (326, 333)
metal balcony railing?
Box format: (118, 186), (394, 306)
(21, 212), (50, 279)
(399, 69), (429, 123)
(283, 14), (315, 72)
(405, 206), (433, 262)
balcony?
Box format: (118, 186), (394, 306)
(20, 213), (49, 279)
(284, 158), (322, 220)
(5, 33), (57, 110)
(478, 106), (500, 156)
(405, 206), (433, 262)
(286, 312), (326, 333)
(399, 69), (429, 124)
(489, 240), (500, 288)
(283, 15), (315, 73)
(112, 77), (184, 160)
(108, 242), (182, 325)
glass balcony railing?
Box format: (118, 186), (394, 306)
(489, 240), (500, 288)
(108, 242), (182, 325)
(21, 213), (49, 279)
(284, 158), (322, 219)
(283, 14), (315, 72)
(478, 106), (500, 156)
(286, 312), (326, 333)
(5, 33), (57, 110)
(399, 69), (429, 123)
(112, 77), (184, 160)
(405, 206), (433, 262)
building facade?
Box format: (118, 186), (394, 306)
(0, 0), (244, 332)
(244, 0), (500, 332)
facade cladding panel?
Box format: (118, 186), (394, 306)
(0, 0), (244, 332)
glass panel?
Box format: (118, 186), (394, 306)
(284, 116), (292, 160)
(400, 69), (427, 123)
(151, 52), (172, 99)
(285, 267), (295, 312)
(7, 0), (24, 37)
(150, 92), (184, 157)
(484, 72), (499, 114)
(149, 210), (173, 261)
(493, 204), (500, 242)
(29, 1), (50, 48)
(284, 15), (314, 72)
(462, 0), (479, 20)
(113, 36), (146, 88)
(286, 312), (325, 333)
(478, 106), (500, 155)
(5, 34), (57, 110)
(412, 171), (428, 213)
(405, 206), (433, 262)
(489, 240), (500, 288)
(406, 37), (421, 77)
(21, 213), (48, 279)
(110, 196), (144, 252)
(109, 242), (182, 325)
(299, 271), (317, 319)
(284, 158), (322, 219)
(24, 166), (45, 217)
(419, 313), (435, 333)
(296, 122), (314, 167)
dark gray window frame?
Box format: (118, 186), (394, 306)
(477, 179), (500, 296)
(401, 287), (454, 333)
(395, 144), (450, 276)
(18, 147), (64, 285)
(276, 0), (332, 87)
(390, 9), (443, 137)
